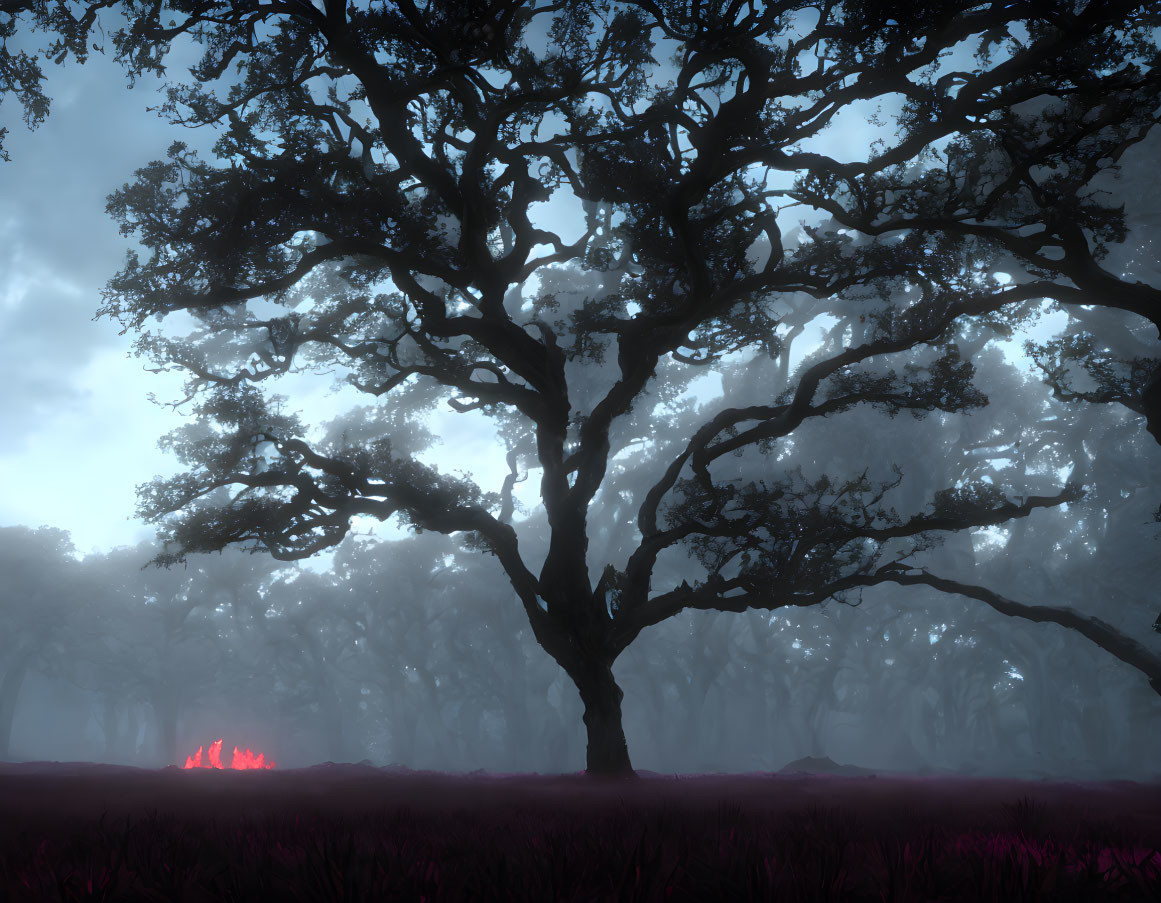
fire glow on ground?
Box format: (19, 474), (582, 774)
(182, 739), (275, 770)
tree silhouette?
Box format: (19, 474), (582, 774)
(3, 1), (1161, 775)
(60, 542), (289, 765)
(0, 527), (84, 760)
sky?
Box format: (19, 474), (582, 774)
(0, 51), (188, 555)
(0, 28), (711, 558)
(0, 43), (522, 556)
(0, 22), (1062, 560)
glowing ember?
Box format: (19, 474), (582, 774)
(182, 738), (275, 770)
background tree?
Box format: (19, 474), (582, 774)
(52, 542), (289, 765)
(0, 527), (84, 760)
(2, 1), (1161, 776)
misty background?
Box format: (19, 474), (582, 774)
(2, 16), (1161, 781)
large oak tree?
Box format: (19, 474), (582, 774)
(4, 0), (1161, 776)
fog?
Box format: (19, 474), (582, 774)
(4, 293), (1161, 778)
(2, 4), (1161, 783)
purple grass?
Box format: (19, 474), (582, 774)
(1, 763), (1159, 902)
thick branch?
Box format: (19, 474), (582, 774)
(859, 569), (1161, 697)
(614, 482), (1081, 654)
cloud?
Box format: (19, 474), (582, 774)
(0, 33), (515, 553)
(0, 342), (191, 553)
(0, 245), (114, 451)
(0, 44), (184, 453)
(0, 43), (194, 544)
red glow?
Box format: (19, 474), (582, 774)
(182, 738), (275, 770)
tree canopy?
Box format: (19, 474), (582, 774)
(3, 0), (1160, 775)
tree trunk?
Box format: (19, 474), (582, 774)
(301, 625), (349, 762)
(501, 691), (533, 771)
(103, 695), (120, 760)
(315, 679), (349, 763)
(153, 694), (178, 766)
(128, 703), (143, 760)
(0, 660), (30, 761)
(1142, 363), (1160, 445)
(388, 687), (420, 766)
(571, 661), (636, 778)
